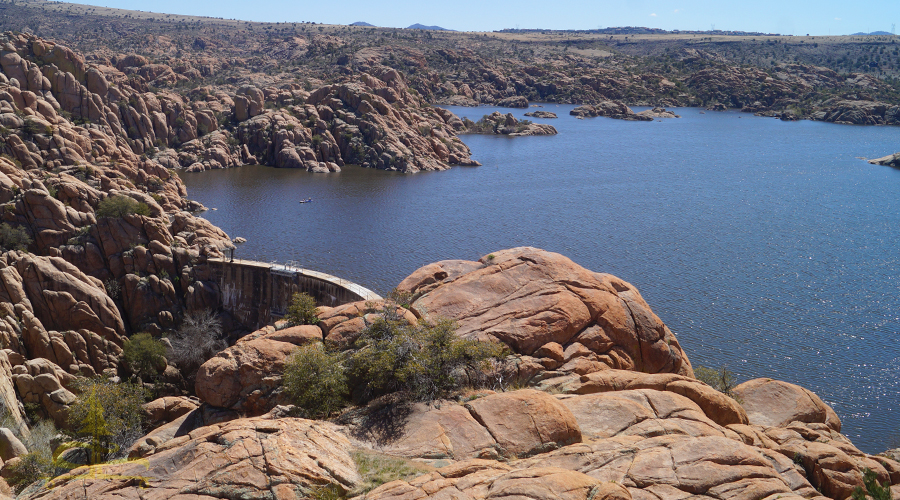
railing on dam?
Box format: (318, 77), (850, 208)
(207, 257), (382, 330)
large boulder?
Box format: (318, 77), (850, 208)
(194, 324), (322, 414)
(397, 248), (693, 378)
(22, 417), (361, 500)
(540, 369), (748, 427)
(465, 389), (581, 458)
(345, 389), (581, 460)
(0, 429), (26, 462)
(522, 434), (823, 499)
(727, 421), (900, 499)
(557, 389), (740, 441)
(733, 378), (841, 431)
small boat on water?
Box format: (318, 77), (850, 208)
(299, 198), (313, 204)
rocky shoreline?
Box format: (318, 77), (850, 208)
(0, 12), (894, 499)
(1, 247), (897, 499)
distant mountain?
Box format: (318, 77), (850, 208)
(407, 23), (449, 31)
(851, 31), (895, 36)
(350, 21), (375, 26)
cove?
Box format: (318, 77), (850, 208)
(180, 104), (900, 453)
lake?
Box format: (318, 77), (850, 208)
(180, 104), (900, 453)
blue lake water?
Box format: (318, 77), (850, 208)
(180, 104), (900, 453)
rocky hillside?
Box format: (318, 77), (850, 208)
(1, 247), (897, 500)
(0, 2), (898, 128)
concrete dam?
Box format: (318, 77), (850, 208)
(207, 257), (382, 330)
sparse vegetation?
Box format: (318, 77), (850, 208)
(348, 451), (433, 497)
(851, 468), (891, 500)
(0, 222), (32, 252)
(347, 308), (504, 403)
(96, 195), (151, 218)
(695, 365), (740, 399)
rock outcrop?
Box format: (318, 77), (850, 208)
(636, 107), (680, 119)
(733, 378), (841, 431)
(463, 112), (558, 136)
(194, 323), (322, 414)
(868, 151), (900, 168)
(570, 101), (653, 121)
(523, 110), (558, 118)
(397, 247), (693, 382)
(22, 416), (361, 500)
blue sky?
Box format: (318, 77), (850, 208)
(80, 0), (898, 35)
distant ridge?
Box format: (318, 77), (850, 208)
(851, 31), (894, 36)
(407, 23), (449, 31)
(350, 21), (374, 26)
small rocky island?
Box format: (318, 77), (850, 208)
(463, 112), (558, 136)
(869, 151), (900, 168)
(524, 110), (558, 118)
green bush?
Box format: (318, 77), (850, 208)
(7, 450), (54, 492)
(283, 343), (348, 418)
(122, 332), (166, 381)
(96, 195), (151, 218)
(286, 292), (320, 326)
(0, 222), (32, 251)
(67, 378), (146, 463)
(852, 468), (891, 500)
(694, 365), (740, 399)
(348, 313), (503, 403)
(5, 419), (66, 492)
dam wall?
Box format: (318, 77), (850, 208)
(208, 258), (381, 330)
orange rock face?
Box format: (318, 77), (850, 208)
(23, 417), (361, 500)
(733, 378), (842, 431)
(398, 247), (693, 378)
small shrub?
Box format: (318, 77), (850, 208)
(695, 365), (740, 399)
(167, 309), (225, 383)
(96, 195), (150, 218)
(851, 468), (891, 500)
(348, 313), (503, 403)
(7, 451), (54, 492)
(104, 278), (120, 300)
(0, 222), (32, 251)
(122, 332), (166, 381)
(67, 378), (146, 463)
(283, 343), (348, 418)
(286, 292), (320, 326)
(5, 417), (67, 492)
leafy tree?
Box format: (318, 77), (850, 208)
(283, 343), (348, 418)
(122, 332), (166, 381)
(0, 222), (32, 251)
(68, 378), (146, 462)
(96, 195), (150, 218)
(80, 385), (111, 465)
(286, 292), (320, 326)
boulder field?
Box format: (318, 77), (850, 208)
(15, 247), (898, 500)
